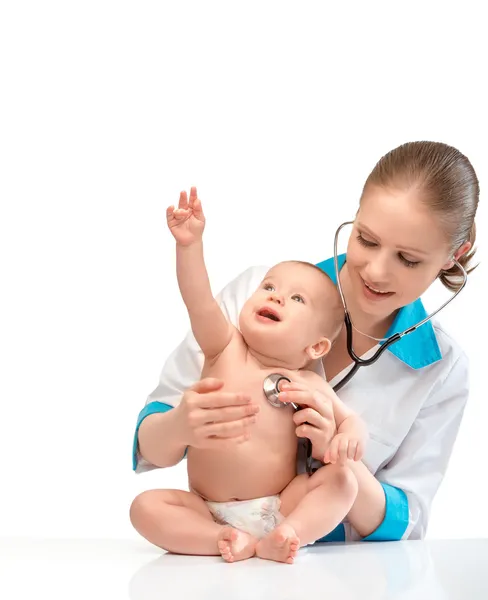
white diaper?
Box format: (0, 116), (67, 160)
(206, 495), (284, 539)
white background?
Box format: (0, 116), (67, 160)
(1, 1), (486, 541)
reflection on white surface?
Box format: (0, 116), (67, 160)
(128, 540), (447, 599)
(1, 538), (487, 599)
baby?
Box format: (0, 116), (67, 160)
(131, 187), (367, 564)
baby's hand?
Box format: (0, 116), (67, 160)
(167, 186), (205, 246)
(323, 432), (364, 465)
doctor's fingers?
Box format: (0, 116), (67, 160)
(198, 403), (260, 425)
(191, 391), (253, 410)
(280, 389), (334, 420)
(201, 416), (257, 438)
(292, 408), (327, 430)
(295, 423), (324, 449)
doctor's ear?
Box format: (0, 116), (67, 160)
(306, 337), (332, 361)
(441, 241), (472, 270)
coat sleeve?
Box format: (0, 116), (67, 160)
(362, 351), (470, 541)
(132, 265), (269, 473)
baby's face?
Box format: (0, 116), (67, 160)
(239, 262), (341, 366)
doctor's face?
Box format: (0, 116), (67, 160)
(344, 185), (455, 320)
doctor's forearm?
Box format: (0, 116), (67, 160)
(138, 409), (187, 468)
(346, 460), (386, 538)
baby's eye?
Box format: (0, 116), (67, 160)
(291, 294), (305, 303)
(263, 284), (275, 292)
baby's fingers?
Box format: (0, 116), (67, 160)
(188, 187), (198, 207)
(336, 437), (349, 465)
(192, 196), (205, 221)
(178, 190), (188, 209)
(354, 441), (365, 461)
(339, 441), (348, 465)
(347, 440), (358, 461)
(188, 186), (205, 220)
(173, 208), (190, 220)
(326, 439), (339, 464)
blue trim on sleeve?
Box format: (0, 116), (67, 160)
(315, 523), (346, 544)
(132, 401), (174, 470)
(362, 483), (409, 542)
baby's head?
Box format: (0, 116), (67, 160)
(239, 261), (344, 369)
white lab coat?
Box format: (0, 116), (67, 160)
(132, 255), (469, 542)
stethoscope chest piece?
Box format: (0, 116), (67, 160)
(263, 373), (293, 408)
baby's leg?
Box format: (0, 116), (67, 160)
(130, 489), (256, 561)
(282, 464), (358, 544)
(256, 465), (358, 564)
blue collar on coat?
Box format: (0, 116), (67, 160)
(315, 254), (442, 369)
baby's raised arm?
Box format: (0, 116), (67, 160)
(167, 187), (234, 360)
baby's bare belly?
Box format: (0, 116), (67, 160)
(188, 439), (297, 501)
(188, 361), (300, 502)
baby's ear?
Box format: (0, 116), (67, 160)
(306, 337), (332, 361)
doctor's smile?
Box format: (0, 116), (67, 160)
(360, 278), (394, 300)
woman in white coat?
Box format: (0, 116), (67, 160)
(132, 141), (479, 544)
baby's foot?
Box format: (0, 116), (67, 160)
(255, 524), (300, 564)
(217, 527), (257, 563)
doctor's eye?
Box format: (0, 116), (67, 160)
(263, 283), (275, 292)
(399, 254), (421, 268)
(291, 294), (305, 303)
(356, 233), (377, 248)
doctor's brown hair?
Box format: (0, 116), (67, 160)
(362, 141), (479, 292)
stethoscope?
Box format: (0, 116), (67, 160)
(263, 221), (468, 474)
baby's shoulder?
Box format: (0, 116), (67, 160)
(294, 368), (325, 387)
(203, 327), (248, 371)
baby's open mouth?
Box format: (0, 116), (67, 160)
(257, 308), (281, 322)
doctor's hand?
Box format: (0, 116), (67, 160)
(167, 186), (205, 246)
(278, 381), (336, 462)
(175, 378), (260, 449)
